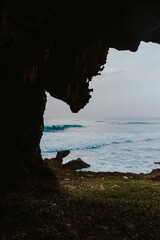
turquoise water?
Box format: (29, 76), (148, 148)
(40, 118), (160, 173)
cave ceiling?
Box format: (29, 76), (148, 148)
(1, 1), (160, 112)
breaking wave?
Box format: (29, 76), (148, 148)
(44, 124), (84, 133)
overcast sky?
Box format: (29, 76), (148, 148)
(44, 41), (160, 120)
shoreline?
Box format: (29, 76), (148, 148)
(53, 166), (160, 183)
(43, 150), (160, 182)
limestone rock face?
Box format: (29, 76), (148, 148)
(1, 1), (160, 185)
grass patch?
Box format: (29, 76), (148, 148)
(0, 176), (160, 239)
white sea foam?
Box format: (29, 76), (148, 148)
(40, 118), (160, 173)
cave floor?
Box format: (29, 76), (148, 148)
(0, 169), (160, 240)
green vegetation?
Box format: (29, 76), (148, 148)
(0, 175), (160, 240)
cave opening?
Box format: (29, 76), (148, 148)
(41, 42), (160, 174)
(1, 2), (160, 239)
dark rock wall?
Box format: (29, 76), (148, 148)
(1, 1), (160, 184)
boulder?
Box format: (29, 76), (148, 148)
(44, 157), (62, 169)
(62, 158), (90, 171)
(143, 169), (160, 181)
(44, 150), (70, 169)
(56, 150), (70, 159)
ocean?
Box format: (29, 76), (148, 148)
(40, 118), (160, 174)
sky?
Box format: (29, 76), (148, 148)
(44, 41), (160, 120)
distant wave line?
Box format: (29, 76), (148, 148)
(42, 137), (160, 153)
(96, 120), (160, 125)
(42, 139), (133, 153)
(44, 124), (84, 132)
(116, 121), (160, 125)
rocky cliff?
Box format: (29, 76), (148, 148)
(1, 1), (160, 186)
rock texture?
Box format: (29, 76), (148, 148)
(62, 158), (90, 171)
(1, 1), (160, 186)
(44, 151), (90, 171)
(44, 150), (71, 169)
